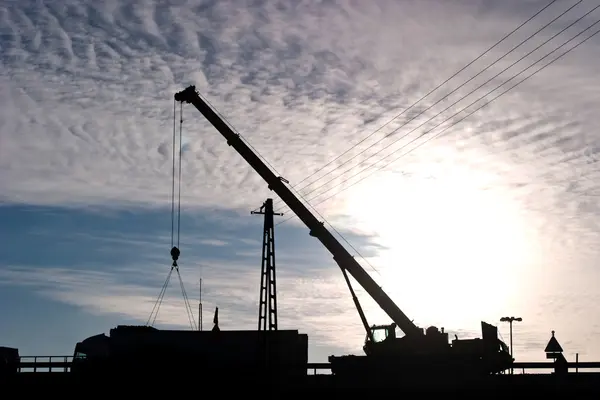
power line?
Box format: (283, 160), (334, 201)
(273, 162), (383, 275)
(198, 93), (284, 182)
(237, 0), (567, 272)
(277, 16), (600, 227)
(265, 0), (564, 213)
(189, 92), (380, 271)
(270, 1), (588, 272)
(273, 0), (582, 214)
(275, 1), (593, 215)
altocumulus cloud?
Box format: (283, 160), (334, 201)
(1, 0), (597, 212)
(1, 0), (600, 360)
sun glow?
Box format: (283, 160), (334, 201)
(341, 164), (536, 331)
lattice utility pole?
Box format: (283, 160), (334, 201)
(252, 198), (282, 331)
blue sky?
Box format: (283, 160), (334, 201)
(1, 0), (600, 363)
(0, 203), (375, 360)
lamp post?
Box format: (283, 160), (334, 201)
(500, 316), (522, 358)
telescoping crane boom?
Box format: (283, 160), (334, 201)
(174, 86), (513, 378)
(175, 85), (421, 338)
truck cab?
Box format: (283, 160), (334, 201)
(71, 333), (110, 373)
(0, 347), (19, 377)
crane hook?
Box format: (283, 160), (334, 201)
(171, 246), (180, 267)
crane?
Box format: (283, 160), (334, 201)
(174, 86), (513, 378)
(175, 86), (419, 336)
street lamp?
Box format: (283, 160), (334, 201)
(500, 316), (522, 359)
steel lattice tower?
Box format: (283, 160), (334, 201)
(252, 198), (282, 331)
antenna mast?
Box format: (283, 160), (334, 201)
(199, 278), (203, 331)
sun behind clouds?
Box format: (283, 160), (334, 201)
(341, 158), (536, 331)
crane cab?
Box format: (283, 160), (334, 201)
(371, 323), (397, 342)
(362, 323), (396, 355)
(363, 323), (446, 355)
(364, 323), (464, 356)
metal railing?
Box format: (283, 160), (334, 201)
(18, 356), (73, 373)
(306, 361), (600, 376)
(307, 363), (331, 375)
(16, 358), (600, 375)
(16, 359), (329, 374)
(511, 361), (600, 374)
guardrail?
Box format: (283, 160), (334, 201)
(18, 357), (320, 374)
(16, 358), (600, 375)
(306, 361), (600, 375)
(307, 363), (331, 375)
(511, 361), (600, 374)
(16, 359), (331, 374)
(18, 356), (73, 373)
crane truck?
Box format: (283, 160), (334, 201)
(174, 85), (514, 382)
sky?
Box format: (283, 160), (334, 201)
(1, 0), (599, 366)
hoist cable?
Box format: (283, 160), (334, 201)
(177, 103), (183, 248)
(175, 104), (197, 330)
(147, 268), (173, 326)
(177, 104), (196, 329)
(148, 271), (169, 325)
(151, 271), (172, 326)
(176, 267), (197, 330)
(147, 100), (197, 329)
(146, 100), (179, 326)
(171, 99), (176, 249)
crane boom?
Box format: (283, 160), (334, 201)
(175, 86), (422, 337)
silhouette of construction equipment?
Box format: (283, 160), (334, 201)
(173, 85), (514, 381)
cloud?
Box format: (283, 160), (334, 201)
(1, 0), (600, 362)
(1, 201), (600, 360)
(197, 238), (228, 247)
(0, 204), (387, 357)
(0, 258), (365, 356)
(0, 0), (597, 215)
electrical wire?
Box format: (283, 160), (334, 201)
(275, 2), (595, 216)
(275, 16), (600, 227)
(194, 92), (382, 274)
(198, 94), (284, 181)
(263, 0), (576, 274)
(264, 1), (587, 273)
(267, 0), (568, 213)
(184, 3), (595, 278)
(278, 0), (564, 206)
